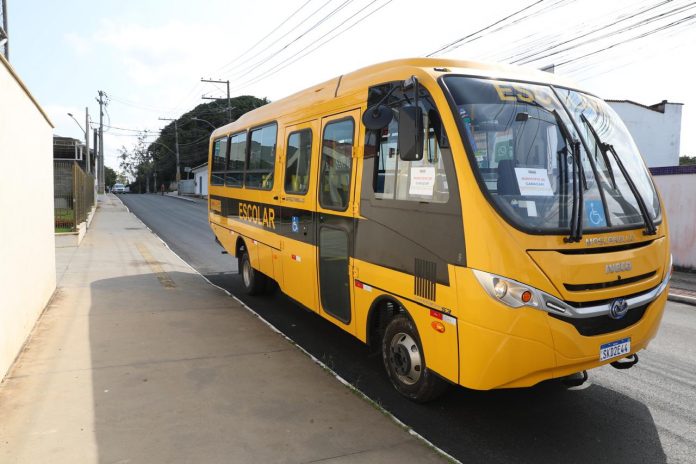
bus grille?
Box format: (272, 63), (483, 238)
(549, 303), (649, 336)
(563, 271), (656, 292)
(414, 258), (437, 301)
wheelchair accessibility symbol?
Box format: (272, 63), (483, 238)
(585, 200), (606, 227)
(291, 216), (300, 233)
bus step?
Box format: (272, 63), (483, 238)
(610, 353), (639, 370)
(562, 370), (588, 387)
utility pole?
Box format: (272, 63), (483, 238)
(84, 107), (90, 174)
(96, 90), (106, 194)
(158, 117), (181, 187)
(93, 128), (98, 176)
(201, 78), (232, 123)
(1, 0), (9, 60)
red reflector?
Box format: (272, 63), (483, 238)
(521, 290), (532, 303)
(429, 310), (443, 320)
(355, 281), (363, 289)
(431, 321), (446, 333)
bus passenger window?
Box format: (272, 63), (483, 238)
(210, 137), (228, 186)
(319, 119), (354, 210)
(285, 129), (312, 195)
(226, 131), (246, 187)
(245, 123), (277, 190)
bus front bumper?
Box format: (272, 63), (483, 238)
(456, 272), (669, 390)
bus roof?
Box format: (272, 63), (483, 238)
(211, 57), (581, 138)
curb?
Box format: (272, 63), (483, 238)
(162, 193), (197, 203)
(668, 293), (696, 306)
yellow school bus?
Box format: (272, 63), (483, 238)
(207, 58), (671, 401)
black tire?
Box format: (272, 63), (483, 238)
(381, 314), (449, 402)
(239, 250), (267, 295)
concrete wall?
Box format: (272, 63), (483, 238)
(608, 101), (682, 168)
(653, 172), (696, 269)
(193, 166), (208, 197)
(0, 55), (56, 380)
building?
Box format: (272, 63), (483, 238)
(53, 135), (95, 173)
(192, 162), (208, 198)
(607, 100), (683, 168)
(0, 53), (55, 380)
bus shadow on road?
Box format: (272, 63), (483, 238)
(205, 272), (667, 464)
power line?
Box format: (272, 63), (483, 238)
(101, 123), (159, 133)
(222, 0), (355, 81)
(109, 95), (179, 113)
(514, 1), (696, 64)
(496, 0), (666, 63)
(229, 0), (394, 93)
(555, 12), (696, 66)
(212, 0), (315, 74)
(426, 0), (546, 57)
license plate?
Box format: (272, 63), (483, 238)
(600, 337), (631, 361)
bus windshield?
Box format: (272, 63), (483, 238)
(443, 76), (661, 234)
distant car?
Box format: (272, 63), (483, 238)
(112, 183), (125, 194)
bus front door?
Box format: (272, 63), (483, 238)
(316, 110), (360, 334)
(280, 120), (319, 313)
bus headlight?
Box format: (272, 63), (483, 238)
(473, 269), (541, 309)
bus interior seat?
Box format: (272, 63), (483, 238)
(497, 159), (520, 196)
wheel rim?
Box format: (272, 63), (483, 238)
(389, 332), (422, 385)
(242, 258), (252, 288)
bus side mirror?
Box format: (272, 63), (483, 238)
(398, 105), (423, 161)
(362, 105), (393, 130)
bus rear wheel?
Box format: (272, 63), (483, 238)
(381, 314), (448, 402)
(239, 250), (267, 295)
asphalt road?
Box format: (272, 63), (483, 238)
(120, 193), (696, 464)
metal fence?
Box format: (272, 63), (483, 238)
(54, 160), (95, 232)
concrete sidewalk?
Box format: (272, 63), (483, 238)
(0, 195), (445, 463)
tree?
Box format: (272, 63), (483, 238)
(118, 133), (154, 193)
(104, 166), (117, 188)
(149, 95), (268, 184)
(679, 156), (696, 166)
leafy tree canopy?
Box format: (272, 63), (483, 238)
(679, 155), (696, 165)
(148, 95), (268, 185)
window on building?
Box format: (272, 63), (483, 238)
(319, 119), (354, 210)
(210, 137), (228, 186)
(226, 131), (246, 187)
(285, 129), (312, 195)
(245, 123), (277, 189)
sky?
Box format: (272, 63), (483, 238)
(7, 0), (696, 172)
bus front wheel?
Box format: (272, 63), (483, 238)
(381, 314), (448, 402)
(239, 251), (267, 295)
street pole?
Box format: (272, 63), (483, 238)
(158, 117), (181, 189)
(1, 0), (8, 60)
(201, 78), (232, 123)
(84, 107), (90, 175)
(96, 90), (106, 194)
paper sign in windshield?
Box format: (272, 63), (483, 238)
(514, 168), (554, 196)
(409, 166), (436, 196)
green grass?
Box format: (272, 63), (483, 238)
(55, 208), (75, 232)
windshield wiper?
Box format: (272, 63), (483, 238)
(579, 114), (657, 236)
(580, 113), (617, 189)
(553, 110), (583, 243)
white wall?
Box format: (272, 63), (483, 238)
(193, 167), (208, 197)
(0, 56), (56, 380)
(608, 101), (682, 168)
(653, 173), (696, 269)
